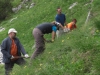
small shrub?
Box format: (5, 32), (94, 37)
(0, 0), (13, 20)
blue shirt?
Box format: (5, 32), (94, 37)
(55, 13), (66, 26)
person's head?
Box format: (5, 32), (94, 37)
(56, 7), (62, 14)
(72, 19), (77, 23)
(8, 28), (17, 39)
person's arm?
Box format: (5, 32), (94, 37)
(51, 31), (56, 42)
(17, 38), (29, 58)
(1, 39), (12, 59)
(64, 14), (67, 26)
(55, 15), (60, 23)
(59, 23), (64, 29)
(54, 21), (64, 29)
(17, 38), (27, 55)
(74, 24), (77, 28)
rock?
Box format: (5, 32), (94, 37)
(0, 45), (3, 64)
(12, 0), (35, 13)
(10, 17), (17, 22)
(29, 3), (35, 9)
(68, 2), (78, 9)
(0, 27), (5, 32)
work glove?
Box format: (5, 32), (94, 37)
(55, 22), (60, 25)
(11, 55), (14, 59)
(24, 54), (29, 58)
(63, 28), (70, 32)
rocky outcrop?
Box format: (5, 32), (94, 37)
(0, 27), (5, 32)
(12, 0), (35, 13)
(68, 2), (78, 9)
(0, 45), (3, 64)
(85, 0), (94, 24)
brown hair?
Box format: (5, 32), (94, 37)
(56, 7), (61, 11)
(72, 19), (77, 23)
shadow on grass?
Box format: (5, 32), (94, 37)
(94, 20), (100, 30)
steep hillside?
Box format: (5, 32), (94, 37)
(0, 0), (100, 75)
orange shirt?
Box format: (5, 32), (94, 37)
(66, 22), (76, 30)
(10, 39), (18, 57)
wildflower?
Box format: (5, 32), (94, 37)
(49, 52), (51, 54)
(71, 62), (74, 64)
(40, 64), (42, 66)
(53, 58), (55, 61)
(24, 66), (27, 68)
(96, 30), (99, 32)
(67, 37), (69, 39)
(39, 68), (41, 70)
(12, 72), (15, 75)
(62, 40), (64, 42)
(89, 27), (92, 29)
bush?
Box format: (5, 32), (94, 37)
(0, 0), (13, 20)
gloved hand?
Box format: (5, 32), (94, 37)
(24, 54), (29, 58)
(55, 22), (60, 25)
(63, 28), (70, 32)
(11, 55), (14, 59)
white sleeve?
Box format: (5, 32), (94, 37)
(55, 22), (60, 26)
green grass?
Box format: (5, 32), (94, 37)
(11, 0), (21, 7)
(0, 0), (100, 75)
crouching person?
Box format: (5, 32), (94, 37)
(31, 21), (64, 60)
(1, 28), (29, 75)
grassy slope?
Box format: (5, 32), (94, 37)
(0, 0), (100, 75)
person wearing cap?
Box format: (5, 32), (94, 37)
(1, 28), (29, 75)
(31, 21), (64, 60)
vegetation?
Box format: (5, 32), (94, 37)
(0, 0), (100, 75)
(0, 0), (13, 21)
